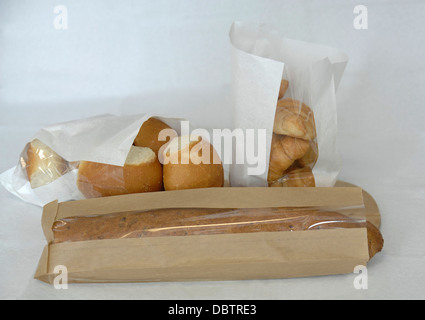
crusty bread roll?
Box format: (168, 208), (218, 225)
(267, 134), (310, 183)
(162, 135), (224, 190)
(273, 98), (316, 140)
(77, 146), (163, 198)
(133, 117), (174, 155)
(25, 139), (69, 189)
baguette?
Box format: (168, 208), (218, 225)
(52, 207), (383, 260)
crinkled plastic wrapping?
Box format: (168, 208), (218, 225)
(229, 22), (348, 188)
(20, 139), (81, 194)
(2, 140), (83, 206)
(0, 114), (195, 206)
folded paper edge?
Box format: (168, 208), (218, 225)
(34, 245), (51, 284)
(41, 200), (59, 243)
(46, 187), (365, 220)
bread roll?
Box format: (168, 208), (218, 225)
(77, 146), (163, 198)
(267, 134), (310, 183)
(162, 135), (224, 190)
(273, 98), (316, 140)
(25, 139), (69, 189)
(133, 117), (174, 155)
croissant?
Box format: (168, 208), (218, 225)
(296, 141), (318, 168)
(267, 134), (310, 183)
(273, 98), (316, 140)
(278, 79), (289, 100)
(282, 166), (316, 187)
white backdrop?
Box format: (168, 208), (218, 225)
(1, 0), (424, 299)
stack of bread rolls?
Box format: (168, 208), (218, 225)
(24, 117), (224, 198)
(268, 79), (318, 187)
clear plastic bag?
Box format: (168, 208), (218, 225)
(50, 205), (384, 261)
(0, 114), (195, 205)
(268, 82), (319, 187)
(21, 139), (73, 189)
(52, 207), (362, 241)
(229, 22), (348, 187)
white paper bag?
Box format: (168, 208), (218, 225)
(0, 113), (188, 206)
(228, 21), (348, 187)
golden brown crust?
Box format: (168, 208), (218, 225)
(133, 117), (174, 155)
(269, 94), (319, 187)
(367, 225), (384, 259)
(268, 135), (293, 182)
(296, 140), (318, 168)
(162, 136), (224, 190)
(278, 79), (289, 100)
(52, 207), (383, 260)
(273, 98), (317, 140)
(77, 156), (163, 198)
(267, 134), (310, 183)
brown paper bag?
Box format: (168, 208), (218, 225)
(35, 187), (369, 284)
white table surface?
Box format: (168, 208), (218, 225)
(1, 0), (424, 300)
